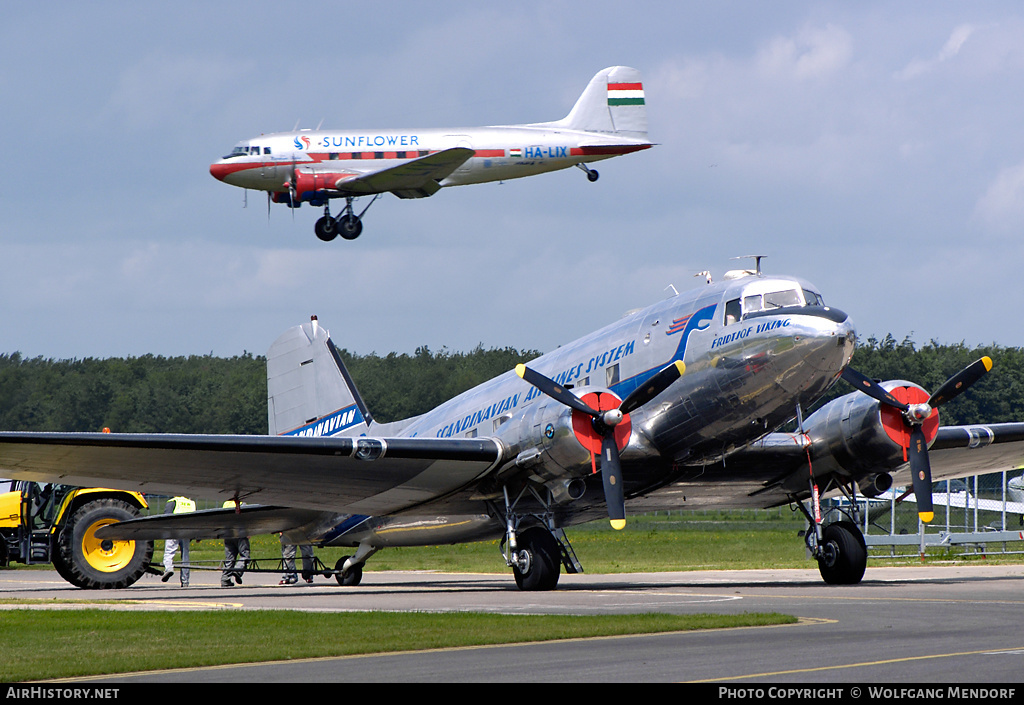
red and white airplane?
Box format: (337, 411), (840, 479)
(209, 66), (653, 242)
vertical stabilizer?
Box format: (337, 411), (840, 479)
(544, 66), (648, 137)
(266, 317), (373, 437)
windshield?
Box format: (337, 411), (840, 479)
(724, 287), (824, 325)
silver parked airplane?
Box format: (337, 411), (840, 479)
(209, 66), (652, 242)
(2, 262), (1022, 590)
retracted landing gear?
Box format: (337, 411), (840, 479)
(498, 486), (582, 592)
(575, 163), (600, 182)
(796, 476), (867, 585)
(314, 195), (380, 242)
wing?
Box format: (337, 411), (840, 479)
(94, 505), (331, 541)
(320, 147), (473, 199)
(0, 432), (505, 515)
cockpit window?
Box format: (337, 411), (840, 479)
(732, 287), (821, 321)
(803, 289), (824, 307)
(763, 289), (801, 310)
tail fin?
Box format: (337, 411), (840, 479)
(266, 316), (373, 437)
(544, 66), (648, 137)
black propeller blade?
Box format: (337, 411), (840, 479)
(516, 361), (685, 529)
(842, 356), (992, 523)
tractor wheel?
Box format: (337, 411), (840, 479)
(55, 498), (154, 589)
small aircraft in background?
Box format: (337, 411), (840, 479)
(3, 261), (1023, 591)
(209, 66), (652, 242)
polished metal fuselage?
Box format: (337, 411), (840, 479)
(315, 273), (856, 548)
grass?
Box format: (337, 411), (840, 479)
(0, 610), (796, 682)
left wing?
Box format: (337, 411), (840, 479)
(712, 422), (1024, 505)
(333, 147), (473, 198)
(0, 432), (505, 516)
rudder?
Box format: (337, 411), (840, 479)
(266, 316), (373, 437)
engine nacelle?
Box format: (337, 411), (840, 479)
(803, 379), (940, 481)
(508, 386), (631, 492)
(292, 169), (339, 197)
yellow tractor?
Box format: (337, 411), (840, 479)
(0, 481), (155, 589)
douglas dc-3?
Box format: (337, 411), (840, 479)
(209, 66), (652, 242)
(2, 262), (1024, 591)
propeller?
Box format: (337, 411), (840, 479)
(841, 356), (992, 523)
(516, 360), (685, 529)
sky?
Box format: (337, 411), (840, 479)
(3, 1), (1024, 361)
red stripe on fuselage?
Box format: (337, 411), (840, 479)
(570, 144), (652, 156)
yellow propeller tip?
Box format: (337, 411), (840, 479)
(610, 519), (626, 530)
(982, 356), (993, 372)
(919, 511), (934, 524)
(674, 360), (686, 375)
(515, 363), (526, 378)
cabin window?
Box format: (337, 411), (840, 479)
(264, 147), (271, 155)
(606, 364), (620, 387)
(493, 414), (512, 431)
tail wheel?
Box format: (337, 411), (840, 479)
(817, 521), (867, 585)
(334, 556), (363, 586)
(54, 498), (154, 589)
(512, 527), (561, 591)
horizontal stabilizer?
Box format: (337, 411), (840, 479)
(95, 505), (329, 541)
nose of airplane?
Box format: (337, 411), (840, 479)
(209, 161), (231, 182)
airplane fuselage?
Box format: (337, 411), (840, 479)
(210, 125), (651, 196)
(287, 271), (856, 549)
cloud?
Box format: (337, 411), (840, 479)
(895, 23), (978, 80)
(974, 161), (1024, 234)
(756, 23), (853, 81)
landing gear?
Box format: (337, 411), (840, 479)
(796, 476), (868, 585)
(334, 556), (363, 586)
(576, 163), (599, 182)
(498, 485), (582, 591)
(314, 195), (378, 242)
(816, 521), (867, 585)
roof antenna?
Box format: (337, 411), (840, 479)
(665, 284), (679, 297)
(731, 255), (766, 276)
(316, 118), (324, 130)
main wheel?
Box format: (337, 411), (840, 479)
(314, 216), (338, 242)
(54, 498), (154, 589)
(512, 527), (561, 591)
(338, 214), (362, 240)
(816, 521), (867, 585)
(334, 556), (363, 586)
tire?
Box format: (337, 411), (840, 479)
(816, 521), (867, 585)
(314, 217), (338, 242)
(55, 498), (154, 589)
(338, 215), (362, 240)
(334, 556), (363, 586)
(512, 527), (561, 591)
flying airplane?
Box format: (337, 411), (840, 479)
(209, 66), (652, 242)
(2, 262), (1024, 590)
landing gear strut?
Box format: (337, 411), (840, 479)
(796, 477), (867, 585)
(498, 485), (582, 591)
(575, 163), (600, 182)
(314, 195), (379, 242)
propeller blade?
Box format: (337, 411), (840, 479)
(619, 361), (686, 415)
(841, 367), (908, 411)
(908, 426), (934, 523)
(927, 356), (993, 409)
(600, 434), (626, 530)
(515, 364), (600, 417)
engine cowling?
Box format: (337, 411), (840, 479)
(803, 380), (940, 480)
(511, 387), (631, 486)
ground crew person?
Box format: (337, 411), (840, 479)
(160, 496), (195, 587)
(221, 500), (250, 587)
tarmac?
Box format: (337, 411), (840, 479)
(3, 563), (1024, 683)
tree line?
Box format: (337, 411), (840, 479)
(0, 336), (1020, 434)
